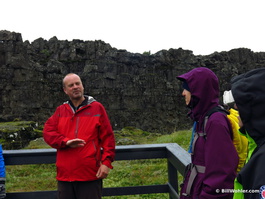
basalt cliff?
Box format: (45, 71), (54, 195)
(1, 30), (265, 133)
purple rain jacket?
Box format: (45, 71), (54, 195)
(177, 67), (239, 199)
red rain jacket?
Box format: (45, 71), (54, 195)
(43, 96), (115, 182)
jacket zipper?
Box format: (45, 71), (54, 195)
(75, 117), (79, 138)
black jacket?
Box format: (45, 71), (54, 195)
(231, 68), (265, 199)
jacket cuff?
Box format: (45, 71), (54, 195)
(61, 138), (70, 148)
(102, 159), (113, 169)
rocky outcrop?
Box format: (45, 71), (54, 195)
(0, 121), (41, 149)
(1, 30), (265, 133)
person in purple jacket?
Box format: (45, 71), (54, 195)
(177, 67), (239, 199)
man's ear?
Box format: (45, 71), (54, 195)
(63, 87), (67, 95)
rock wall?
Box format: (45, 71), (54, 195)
(1, 30), (265, 133)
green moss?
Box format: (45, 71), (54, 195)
(0, 121), (43, 149)
(0, 121), (37, 132)
(115, 127), (158, 145)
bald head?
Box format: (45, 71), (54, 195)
(62, 73), (85, 102)
(63, 73), (80, 88)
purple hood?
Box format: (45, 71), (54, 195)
(177, 67), (220, 122)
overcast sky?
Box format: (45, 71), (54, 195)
(2, 0), (265, 55)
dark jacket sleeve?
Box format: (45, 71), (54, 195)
(237, 143), (265, 199)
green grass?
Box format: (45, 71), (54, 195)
(6, 164), (57, 192)
(5, 128), (191, 198)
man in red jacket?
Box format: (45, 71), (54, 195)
(43, 73), (115, 199)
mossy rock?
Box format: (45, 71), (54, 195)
(0, 121), (43, 149)
(114, 127), (152, 145)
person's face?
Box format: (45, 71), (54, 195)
(63, 74), (84, 101)
(182, 89), (191, 106)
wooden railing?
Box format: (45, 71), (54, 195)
(3, 143), (190, 199)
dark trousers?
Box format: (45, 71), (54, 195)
(57, 180), (102, 199)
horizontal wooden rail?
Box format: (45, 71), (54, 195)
(3, 143), (190, 199)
